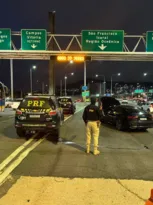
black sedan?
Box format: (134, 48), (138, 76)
(101, 105), (153, 131)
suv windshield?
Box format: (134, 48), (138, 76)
(19, 98), (55, 109)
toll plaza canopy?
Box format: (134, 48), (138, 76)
(0, 29), (153, 61)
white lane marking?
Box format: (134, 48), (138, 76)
(0, 113), (75, 172)
(0, 134), (37, 172)
(64, 107), (85, 121)
(0, 137), (45, 185)
(0, 108), (84, 186)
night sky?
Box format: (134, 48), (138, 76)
(1, 0), (153, 91)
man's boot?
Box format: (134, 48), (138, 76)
(93, 147), (100, 155)
(86, 145), (90, 154)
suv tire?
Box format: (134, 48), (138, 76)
(16, 128), (26, 138)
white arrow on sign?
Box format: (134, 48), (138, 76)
(31, 44), (37, 49)
(98, 44), (107, 50)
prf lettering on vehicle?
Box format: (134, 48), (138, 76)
(27, 100), (45, 107)
(61, 99), (68, 102)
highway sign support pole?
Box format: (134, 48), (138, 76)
(10, 59), (14, 100)
(65, 78), (67, 96)
(30, 68), (32, 94)
(84, 61), (87, 102)
(42, 82), (45, 94)
(103, 76), (106, 96)
(111, 76), (113, 96)
(84, 61), (86, 87)
(48, 11), (56, 95)
(60, 80), (62, 96)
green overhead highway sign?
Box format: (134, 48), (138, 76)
(82, 91), (90, 97)
(134, 89), (144, 94)
(149, 89), (153, 93)
(82, 30), (124, 52)
(146, 31), (153, 52)
(21, 29), (47, 50)
(0, 29), (11, 50)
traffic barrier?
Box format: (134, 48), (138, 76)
(145, 189), (153, 205)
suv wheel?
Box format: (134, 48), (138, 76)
(71, 110), (75, 115)
(16, 128), (26, 138)
(53, 129), (59, 143)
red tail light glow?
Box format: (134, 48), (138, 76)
(49, 111), (57, 116)
(128, 116), (138, 120)
(16, 109), (22, 115)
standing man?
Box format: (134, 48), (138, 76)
(82, 97), (101, 155)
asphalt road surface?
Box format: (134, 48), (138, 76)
(0, 104), (153, 204)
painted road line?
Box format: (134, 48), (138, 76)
(0, 136), (46, 186)
(64, 107), (85, 121)
(0, 108), (84, 186)
(0, 134), (38, 172)
(0, 113), (75, 174)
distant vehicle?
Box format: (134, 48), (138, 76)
(137, 101), (153, 113)
(101, 105), (153, 131)
(15, 95), (64, 137)
(11, 98), (23, 110)
(0, 82), (8, 112)
(57, 96), (76, 114)
(121, 100), (128, 105)
(75, 99), (82, 102)
(5, 98), (13, 108)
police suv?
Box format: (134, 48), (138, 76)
(15, 95), (64, 137)
(57, 96), (76, 114)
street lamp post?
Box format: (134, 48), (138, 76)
(115, 83), (118, 94)
(30, 65), (36, 94)
(111, 73), (121, 96)
(64, 72), (74, 96)
(64, 76), (67, 96)
(95, 74), (106, 95)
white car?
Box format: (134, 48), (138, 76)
(11, 99), (23, 110)
(5, 99), (13, 108)
(138, 101), (153, 112)
(121, 100), (128, 105)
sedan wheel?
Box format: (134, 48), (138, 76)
(116, 119), (123, 131)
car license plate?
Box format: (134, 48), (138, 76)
(140, 118), (147, 120)
(30, 115), (40, 118)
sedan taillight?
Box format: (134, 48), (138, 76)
(128, 116), (138, 120)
